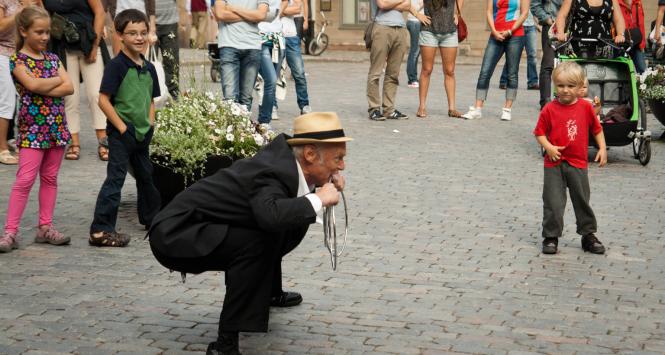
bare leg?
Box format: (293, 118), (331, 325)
(0, 118), (9, 151)
(505, 99), (514, 109)
(418, 46), (436, 117)
(440, 46), (458, 115)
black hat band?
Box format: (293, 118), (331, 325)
(292, 129), (346, 140)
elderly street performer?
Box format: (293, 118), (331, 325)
(148, 112), (350, 355)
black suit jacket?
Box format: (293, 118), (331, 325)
(149, 134), (318, 258)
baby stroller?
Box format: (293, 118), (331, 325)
(207, 42), (222, 82)
(552, 37), (652, 166)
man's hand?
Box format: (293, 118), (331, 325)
(303, 18), (309, 31)
(555, 31), (566, 42)
(545, 144), (565, 162)
(594, 148), (607, 167)
(85, 47), (98, 64)
(149, 31), (158, 45)
(316, 183), (340, 207)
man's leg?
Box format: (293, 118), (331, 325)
(237, 49), (261, 111)
(539, 25), (554, 108)
(157, 23), (180, 99)
(284, 36), (310, 110)
(220, 47), (241, 103)
(382, 27), (409, 116)
(258, 43), (277, 124)
(406, 21), (421, 84)
(525, 26), (539, 87)
(367, 24), (391, 114)
(90, 125), (131, 234)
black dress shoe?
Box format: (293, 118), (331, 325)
(270, 291), (303, 307)
(542, 237), (558, 254)
(581, 234), (605, 254)
(206, 332), (240, 355)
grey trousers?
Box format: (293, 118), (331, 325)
(542, 162), (597, 239)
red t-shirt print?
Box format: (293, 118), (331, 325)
(533, 99), (603, 169)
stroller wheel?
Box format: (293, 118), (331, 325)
(632, 137), (640, 158)
(638, 139), (651, 166)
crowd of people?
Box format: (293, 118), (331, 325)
(371, 0), (653, 121)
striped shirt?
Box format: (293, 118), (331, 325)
(155, 0), (179, 24)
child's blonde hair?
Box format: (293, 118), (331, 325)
(15, 6), (50, 51)
(552, 61), (586, 87)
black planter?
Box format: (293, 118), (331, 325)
(647, 99), (665, 128)
(152, 155), (233, 208)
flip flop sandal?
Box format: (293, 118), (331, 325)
(448, 109), (463, 118)
(97, 144), (109, 161)
(65, 145), (80, 160)
(416, 109), (427, 118)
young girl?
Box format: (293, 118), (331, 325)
(0, 6), (74, 253)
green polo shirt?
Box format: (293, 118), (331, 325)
(99, 51), (160, 141)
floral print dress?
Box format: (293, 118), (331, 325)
(10, 51), (71, 149)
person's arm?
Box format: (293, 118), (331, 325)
(302, 0), (308, 31)
(99, 92), (127, 133)
(554, 0), (573, 41)
(507, 0), (530, 36)
(409, 2), (430, 25)
(214, 1), (243, 22)
(593, 130), (607, 166)
(249, 176), (321, 232)
(611, 0), (625, 43)
(656, 6), (665, 44)
(11, 64), (63, 95)
(454, 0), (464, 25)
(0, 0), (39, 32)
(108, 0), (116, 18)
(227, 2), (269, 23)
(282, 0), (301, 16)
(376, 0), (405, 11)
(486, 0), (505, 41)
(44, 64), (74, 97)
(86, 0), (106, 63)
(530, 0), (552, 25)
(149, 100), (155, 126)
(536, 135), (565, 162)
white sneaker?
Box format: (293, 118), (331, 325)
(300, 105), (312, 114)
(461, 106), (482, 120)
(500, 108), (512, 121)
(271, 107), (279, 120)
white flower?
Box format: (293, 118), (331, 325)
(209, 103), (217, 113)
(226, 125), (233, 133)
(186, 126), (192, 134)
(168, 32), (176, 39)
(253, 134), (264, 146)
(640, 83), (647, 91)
(214, 128), (222, 134)
(226, 133), (234, 141)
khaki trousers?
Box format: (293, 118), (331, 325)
(65, 50), (107, 134)
(190, 11), (209, 49)
(366, 24), (409, 115)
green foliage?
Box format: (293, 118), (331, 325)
(151, 90), (274, 183)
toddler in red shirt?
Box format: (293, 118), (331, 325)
(533, 61), (607, 255)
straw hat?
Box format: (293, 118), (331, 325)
(287, 112), (353, 145)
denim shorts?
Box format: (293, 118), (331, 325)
(419, 30), (458, 48)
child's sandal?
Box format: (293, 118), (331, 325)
(65, 145), (80, 160)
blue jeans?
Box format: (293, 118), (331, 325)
(631, 49), (647, 74)
(90, 123), (160, 233)
(219, 47), (261, 110)
(283, 36), (310, 109)
(475, 35), (525, 102)
(258, 42), (284, 123)
(406, 20), (421, 83)
(500, 26), (538, 87)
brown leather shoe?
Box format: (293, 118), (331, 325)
(581, 234), (605, 254)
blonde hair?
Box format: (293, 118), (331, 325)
(552, 61), (586, 87)
(15, 6), (50, 51)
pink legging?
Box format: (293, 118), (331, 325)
(3, 147), (65, 234)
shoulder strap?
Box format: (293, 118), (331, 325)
(455, 0), (461, 15)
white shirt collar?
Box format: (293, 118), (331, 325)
(295, 159), (314, 197)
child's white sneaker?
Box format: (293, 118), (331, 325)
(461, 106), (482, 120)
(500, 108), (512, 121)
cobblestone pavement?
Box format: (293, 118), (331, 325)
(1, 59), (665, 355)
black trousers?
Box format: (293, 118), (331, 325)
(151, 225), (306, 333)
(90, 123), (161, 233)
(539, 24), (555, 108)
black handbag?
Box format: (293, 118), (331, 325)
(50, 13), (80, 44)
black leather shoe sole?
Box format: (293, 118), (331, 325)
(270, 291), (303, 307)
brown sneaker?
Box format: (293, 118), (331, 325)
(35, 225), (70, 245)
(88, 231), (130, 247)
(0, 232), (19, 253)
